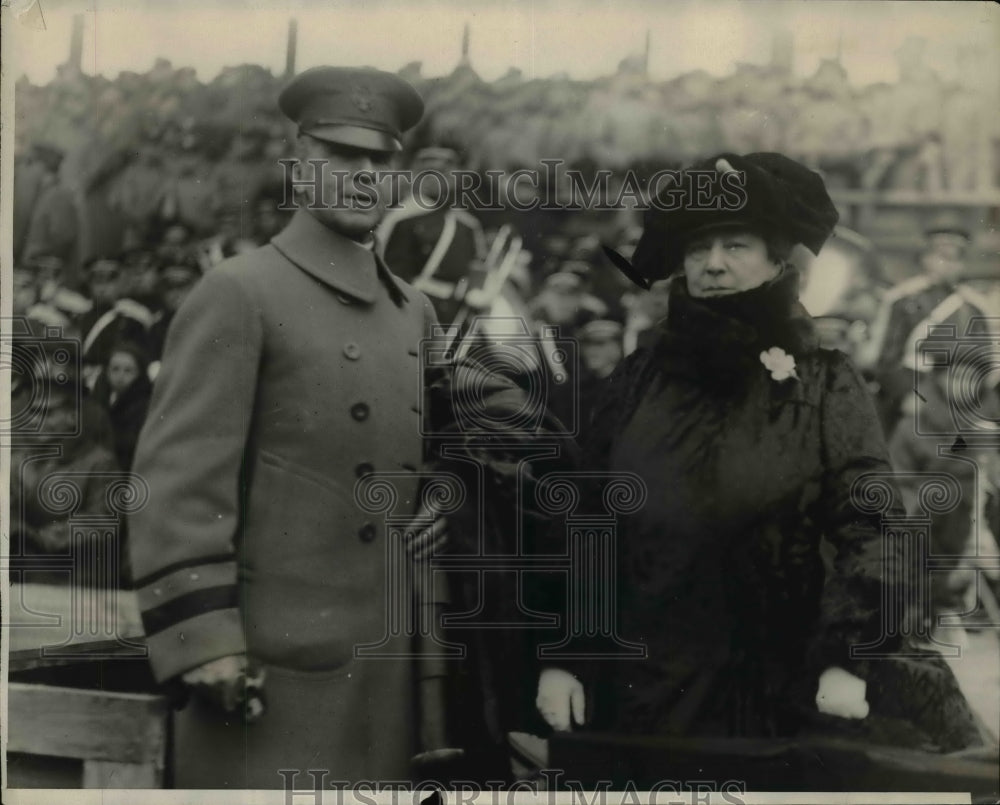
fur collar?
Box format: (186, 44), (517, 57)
(650, 267), (818, 393)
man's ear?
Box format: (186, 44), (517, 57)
(291, 135), (307, 182)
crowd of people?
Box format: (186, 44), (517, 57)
(7, 61), (1000, 790)
(12, 141), (1000, 631)
(10, 141), (294, 585)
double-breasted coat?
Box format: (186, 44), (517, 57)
(128, 209), (436, 787)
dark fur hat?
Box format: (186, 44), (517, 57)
(611, 152), (839, 289)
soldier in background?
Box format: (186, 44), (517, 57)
(863, 212), (992, 434)
(22, 143), (81, 287)
(78, 256), (153, 389)
(378, 142), (486, 324)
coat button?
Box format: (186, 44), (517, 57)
(355, 462), (374, 478)
(343, 342), (361, 361)
(350, 402), (370, 422)
(358, 522), (377, 543)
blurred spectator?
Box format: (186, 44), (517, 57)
(147, 251), (203, 374)
(253, 194), (289, 243)
(12, 263), (72, 330)
(526, 269), (606, 429)
(161, 221), (195, 250)
(577, 316), (625, 382)
(529, 268), (606, 331)
(78, 256), (153, 388)
(22, 143), (81, 286)
(9, 364), (122, 588)
(120, 247), (162, 312)
(93, 341), (153, 470)
(889, 363), (1000, 632)
(199, 205), (258, 268)
(26, 254), (92, 329)
(560, 259), (619, 319)
(13, 151), (47, 264)
(575, 316), (625, 425)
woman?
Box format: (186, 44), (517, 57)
(92, 340), (153, 470)
(534, 153), (985, 753)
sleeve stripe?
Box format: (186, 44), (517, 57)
(142, 585), (239, 637)
(136, 560), (237, 612)
(132, 553), (236, 588)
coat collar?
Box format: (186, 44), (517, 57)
(271, 209), (379, 304)
(649, 268), (818, 396)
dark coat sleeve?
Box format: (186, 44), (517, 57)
(809, 349), (905, 677)
(127, 266), (262, 682)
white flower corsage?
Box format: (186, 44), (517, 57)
(760, 347), (798, 382)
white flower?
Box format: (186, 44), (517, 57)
(760, 347), (798, 382)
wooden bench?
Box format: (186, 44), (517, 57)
(6, 683), (168, 788)
(5, 583), (168, 788)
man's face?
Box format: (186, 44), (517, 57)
(163, 225), (191, 246)
(412, 153), (460, 203)
(921, 251), (964, 283)
(293, 135), (394, 240)
(87, 261), (123, 306)
(123, 253), (158, 297)
(160, 267), (200, 312)
(581, 338), (623, 379)
(541, 284), (583, 326)
(217, 211), (242, 242)
(30, 256), (64, 289)
(926, 232), (968, 262)
(256, 202), (283, 239)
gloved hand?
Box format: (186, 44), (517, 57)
(815, 666), (869, 719)
(181, 654), (267, 723)
(536, 667), (585, 731)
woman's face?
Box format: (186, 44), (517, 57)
(683, 229), (781, 298)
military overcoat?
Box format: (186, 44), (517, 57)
(129, 209), (435, 786)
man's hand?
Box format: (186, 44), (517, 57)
(536, 667), (585, 731)
(403, 501), (448, 561)
(181, 654), (266, 722)
(815, 666), (869, 719)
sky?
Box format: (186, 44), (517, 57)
(5, 0), (1000, 89)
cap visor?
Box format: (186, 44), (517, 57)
(303, 125), (401, 152)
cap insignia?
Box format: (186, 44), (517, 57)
(351, 83), (375, 114)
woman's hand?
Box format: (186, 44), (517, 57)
(815, 666), (869, 719)
(536, 667), (585, 731)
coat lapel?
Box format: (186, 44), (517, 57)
(270, 210), (379, 304)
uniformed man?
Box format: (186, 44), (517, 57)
(78, 255), (154, 389)
(377, 142), (486, 324)
(127, 66), (440, 787)
(862, 212), (992, 434)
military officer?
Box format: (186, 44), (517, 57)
(127, 66), (441, 787)
(377, 142), (486, 324)
(862, 213), (991, 434)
